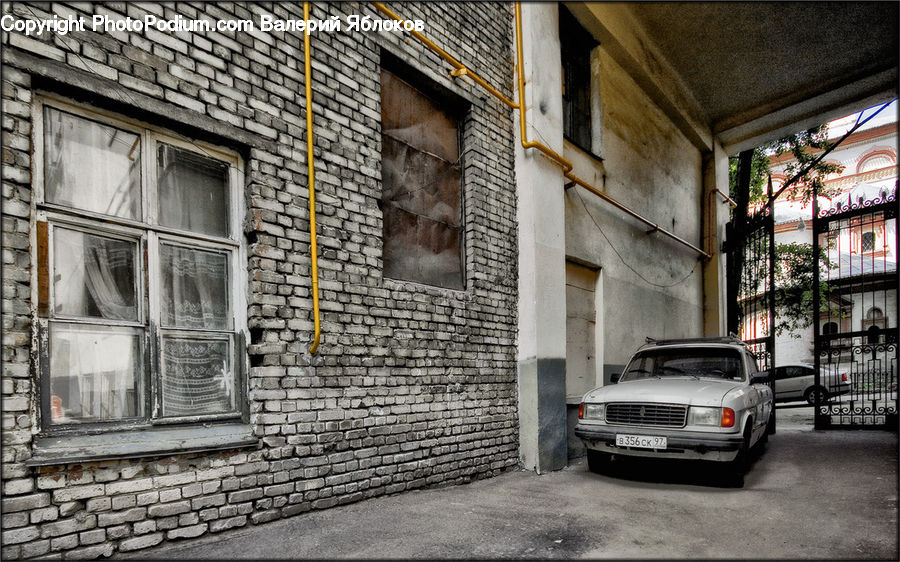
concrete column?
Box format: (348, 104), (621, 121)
(515, 2), (568, 473)
(702, 140), (731, 337)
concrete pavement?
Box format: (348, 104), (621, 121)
(119, 412), (898, 559)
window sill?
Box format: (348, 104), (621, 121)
(26, 422), (258, 467)
(562, 136), (603, 165)
(383, 276), (468, 296)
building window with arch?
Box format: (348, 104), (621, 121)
(863, 307), (886, 343)
(857, 151), (895, 174)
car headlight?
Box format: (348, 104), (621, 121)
(688, 406), (721, 426)
(582, 403), (605, 420)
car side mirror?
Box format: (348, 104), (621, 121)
(751, 374), (770, 385)
(610, 373), (621, 384)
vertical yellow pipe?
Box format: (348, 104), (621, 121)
(513, 2), (709, 258)
(514, 2), (574, 173)
(304, 0), (321, 355)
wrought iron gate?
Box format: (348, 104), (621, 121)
(736, 207), (775, 372)
(812, 185), (898, 429)
(727, 151), (776, 374)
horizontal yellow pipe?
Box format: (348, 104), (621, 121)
(371, 2), (518, 109)
(304, 0), (321, 355)
(366, 1), (710, 260)
(513, 2), (708, 259)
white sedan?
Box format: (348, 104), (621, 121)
(574, 337), (775, 487)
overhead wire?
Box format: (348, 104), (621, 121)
(573, 188), (699, 289)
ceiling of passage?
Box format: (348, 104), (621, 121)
(576, 1), (899, 152)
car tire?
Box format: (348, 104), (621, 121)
(586, 449), (611, 473)
(725, 425), (751, 488)
(804, 386), (829, 405)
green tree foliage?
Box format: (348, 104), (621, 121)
(729, 124), (846, 335)
(729, 124), (845, 204)
(772, 242), (835, 337)
(728, 148), (772, 203)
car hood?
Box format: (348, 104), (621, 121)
(584, 378), (742, 407)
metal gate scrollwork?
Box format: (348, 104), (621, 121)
(813, 184), (899, 429)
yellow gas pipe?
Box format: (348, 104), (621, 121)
(371, 2), (709, 259)
(304, 0), (321, 355)
(512, 5), (708, 258)
(372, 2), (518, 109)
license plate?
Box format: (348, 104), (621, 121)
(616, 434), (667, 449)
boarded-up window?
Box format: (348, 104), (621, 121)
(380, 68), (463, 289)
(560, 6), (597, 152)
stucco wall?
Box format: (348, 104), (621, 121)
(564, 48), (705, 371)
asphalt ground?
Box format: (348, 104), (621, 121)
(121, 408), (898, 560)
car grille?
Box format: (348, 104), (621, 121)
(606, 403), (687, 428)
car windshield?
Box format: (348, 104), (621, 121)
(621, 347), (744, 382)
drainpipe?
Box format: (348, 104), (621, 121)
(304, 0), (321, 355)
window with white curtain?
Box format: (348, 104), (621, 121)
(35, 96), (245, 431)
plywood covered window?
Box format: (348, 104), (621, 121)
(35, 96), (246, 432)
(380, 67), (464, 290)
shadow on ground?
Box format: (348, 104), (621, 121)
(586, 444), (767, 488)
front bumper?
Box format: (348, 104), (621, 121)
(575, 423), (744, 462)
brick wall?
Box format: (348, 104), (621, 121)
(1, 2), (519, 558)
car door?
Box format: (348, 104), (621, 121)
(779, 366), (806, 400)
(745, 353), (771, 444)
(773, 367), (790, 400)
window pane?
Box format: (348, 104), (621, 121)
(157, 144), (230, 237)
(53, 227), (138, 321)
(49, 324), (143, 424)
(559, 7), (596, 151)
(161, 337), (235, 417)
(44, 107), (141, 220)
(382, 205), (462, 290)
(160, 244), (230, 330)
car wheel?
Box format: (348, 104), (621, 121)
(586, 449), (611, 473)
(804, 386), (829, 405)
(725, 425), (751, 488)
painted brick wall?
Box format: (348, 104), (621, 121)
(1, 2), (519, 558)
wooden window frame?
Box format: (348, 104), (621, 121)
(32, 93), (248, 436)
